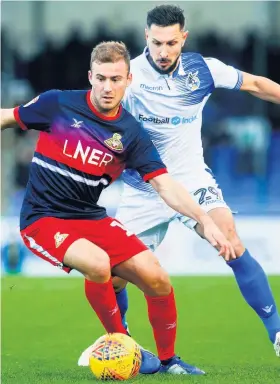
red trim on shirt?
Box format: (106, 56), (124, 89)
(86, 90), (122, 121)
(143, 168), (168, 182)
(13, 107), (28, 130)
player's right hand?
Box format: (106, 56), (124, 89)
(200, 217), (236, 261)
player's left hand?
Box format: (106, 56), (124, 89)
(200, 218), (236, 261)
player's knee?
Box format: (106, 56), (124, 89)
(112, 276), (128, 293)
(145, 269), (171, 296)
(84, 256), (111, 283)
(227, 227), (245, 257)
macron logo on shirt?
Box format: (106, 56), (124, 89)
(140, 84), (163, 92)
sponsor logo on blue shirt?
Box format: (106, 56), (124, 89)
(139, 114), (197, 125)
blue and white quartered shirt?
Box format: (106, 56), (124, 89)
(122, 47), (243, 193)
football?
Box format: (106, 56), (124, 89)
(89, 333), (142, 381)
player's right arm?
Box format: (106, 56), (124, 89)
(1, 90), (59, 132)
(1, 108), (17, 130)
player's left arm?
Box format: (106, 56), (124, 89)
(240, 72), (280, 104)
(0, 108), (17, 130)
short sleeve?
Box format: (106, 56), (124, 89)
(122, 87), (134, 113)
(204, 58), (243, 90)
(13, 90), (60, 131)
(126, 125), (167, 182)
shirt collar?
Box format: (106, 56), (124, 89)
(142, 47), (186, 79)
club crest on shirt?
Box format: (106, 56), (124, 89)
(54, 232), (69, 248)
(104, 133), (123, 151)
(23, 95), (40, 107)
(186, 71), (200, 92)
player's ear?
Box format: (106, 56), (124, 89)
(145, 28), (149, 42)
(88, 70), (93, 85)
(182, 30), (189, 46)
(127, 73), (132, 87)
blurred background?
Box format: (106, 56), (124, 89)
(1, 1), (280, 276)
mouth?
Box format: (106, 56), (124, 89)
(101, 96), (114, 102)
(157, 61), (171, 67)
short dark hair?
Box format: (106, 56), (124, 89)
(147, 5), (185, 29)
(90, 41), (130, 72)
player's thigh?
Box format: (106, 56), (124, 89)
(111, 223), (169, 292)
(21, 217), (110, 279)
(112, 250), (171, 296)
(64, 239), (110, 282)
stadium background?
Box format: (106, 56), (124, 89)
(1, 2), (280, 384)
(1, 0), (279, 276)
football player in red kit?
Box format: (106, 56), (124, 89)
(1, 41), (235, 374)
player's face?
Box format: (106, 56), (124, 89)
(145, 24), (188, 74)
(88, 60), (132, 116)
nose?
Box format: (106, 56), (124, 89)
(159, 45), (168, 58)
(103, 79), (112, 92)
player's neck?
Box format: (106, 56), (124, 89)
(89, 91), (120, 118)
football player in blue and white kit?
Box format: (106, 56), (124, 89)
(88, 5), (280, 372)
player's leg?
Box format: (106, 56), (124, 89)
(114, 183), (171, 332)
(112, 277), (129, 330)
(63, 238), (127, 335)
(195, 207), (280, 353)
(113, 250), (205, 375)
(21, 217), (127, 335)
(22, 217), (161, 373)
(112, 222), (170, 332)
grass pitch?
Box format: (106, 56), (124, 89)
(2, 276), (280, 383)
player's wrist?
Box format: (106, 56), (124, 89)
(196, 213), (213, 228)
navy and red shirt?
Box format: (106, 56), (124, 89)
(14, 90), (167, 229)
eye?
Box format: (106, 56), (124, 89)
(168, 41), (177, 46)
(153, 41), (161, 46)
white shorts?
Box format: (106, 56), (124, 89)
(115, 181), (230, 251)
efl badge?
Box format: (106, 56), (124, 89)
(54, 232), (69, 248)
(186, 71), (200, 92)
(104, 133), (123, 151)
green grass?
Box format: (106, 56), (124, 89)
(1, 276), (280, 383)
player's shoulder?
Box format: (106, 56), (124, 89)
(56, 89), (87, 103)
(130, 53), (147, 74)
(182, 53), (231, 73)
(180, 51), (210, 70)
(121, 107), (141, 131)
(37, 89), (85, 103)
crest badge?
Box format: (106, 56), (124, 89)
(54, 232), (69, 248)
(104, 133), (123, 151)
(186, 71), (200, 92)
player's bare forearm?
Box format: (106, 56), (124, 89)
(149, 174), (211, 226)
(0, 108), (17, 130)
(241, 72), (280, 104)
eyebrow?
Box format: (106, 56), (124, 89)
(152, 38), (178, 44)
(95, 74), (123, 79)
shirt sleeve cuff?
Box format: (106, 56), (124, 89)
(13, 106), (28, 130)
(233, 69), (243, 90)
(143, 168), (168, 182)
